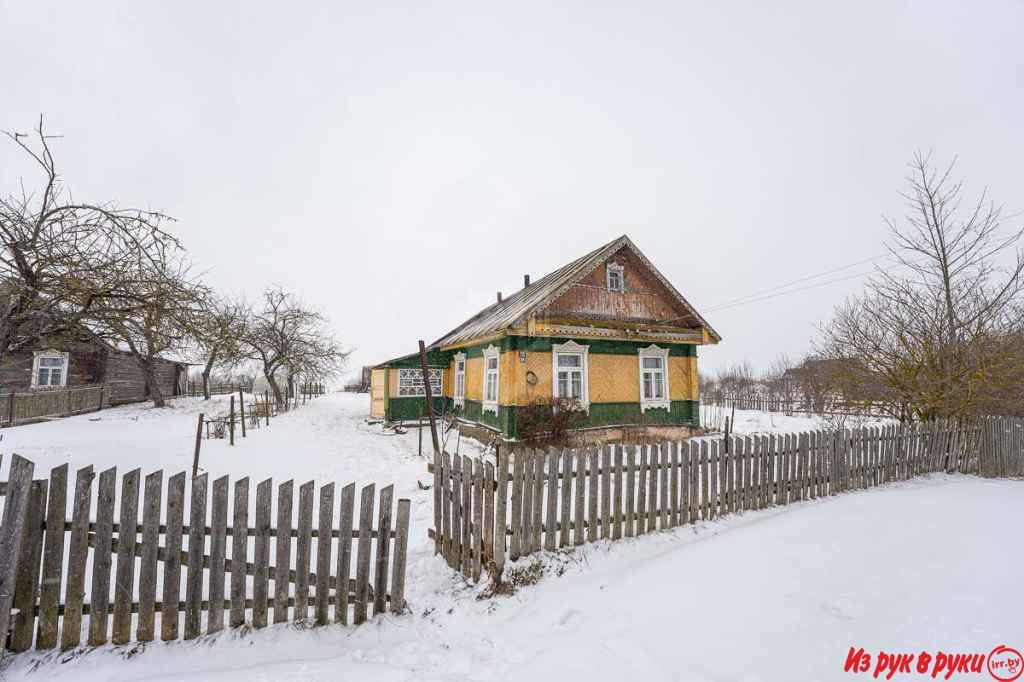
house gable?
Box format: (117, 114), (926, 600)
(539, 244), (701, 327)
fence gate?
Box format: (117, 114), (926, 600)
(0, 454), (411, 655)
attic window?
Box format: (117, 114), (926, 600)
(606, 262), (624, 292)
(32, 350), (69, 389)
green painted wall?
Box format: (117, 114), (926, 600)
(386, 395), (451, 422)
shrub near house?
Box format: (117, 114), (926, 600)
(370, 235), (720, 443)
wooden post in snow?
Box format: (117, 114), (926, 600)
(229, 395), (236, 446)
(192, 413), (204, 478)
(239, 388), (247, 438)
(418, 340), (441, 455)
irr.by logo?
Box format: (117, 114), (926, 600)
(989, 645), (1023, 682)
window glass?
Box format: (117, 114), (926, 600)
(557, 354), (581, 368)
(642, 357), (663, 369)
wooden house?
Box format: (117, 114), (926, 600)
(370, 235), (720, 442)
(0, 334), (189, 405)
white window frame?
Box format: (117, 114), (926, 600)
(453, 352), (466, 408)
(551, 340), (589, 412)
(31, 349), (70, 389)
(481, 345), (500, 415)
(606, 262), (625, 292)
(638, 344), (670, 412)
(397, 367), (443, 397)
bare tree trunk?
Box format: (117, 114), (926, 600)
(202, 358), (214, 401)
(265, 370), (284, 409)
(139, 357), (167, 408)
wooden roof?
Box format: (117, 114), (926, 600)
(429, 235), (720, 349)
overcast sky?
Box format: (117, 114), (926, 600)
(3, 1), (1022, 381)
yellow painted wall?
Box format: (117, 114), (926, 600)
(509, 351), (698, 405)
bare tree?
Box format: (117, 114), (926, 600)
(89, 249), (209, 407)
(241, 286), (348, 407)
(1, 118), (179, 361)
(819, 152), (1024, 419)
(193, 297), (249, 399)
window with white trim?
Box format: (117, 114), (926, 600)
(606, 262), (625, 292)
(482, 345), (500, 414)
(638, 344), (670, 411)
(32, 350), (69, 388)
(398, 368), (443, 397)
(551, 340), (589, 410)
(454, 352), (466, 407)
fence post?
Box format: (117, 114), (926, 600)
(265, 390), (271, 425)
(193, 413), (204, 478)
(239, 388), (247, 438)
(0, 454), (35, 660)
(7, 391), (15, 426)
(229, 395), (236, 446)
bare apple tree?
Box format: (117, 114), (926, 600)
(242, 286), (348, 407)
(0, 118), (179, 362)
(193, 297), (249, 399)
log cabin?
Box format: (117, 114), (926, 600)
(0, 333), (189, 405)
(370, 235), (720, 443)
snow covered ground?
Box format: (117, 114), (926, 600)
(700, 403), (892, 434)
(2, 394), (1019, 681)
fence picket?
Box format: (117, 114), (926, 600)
(494, 453), (509, 569)
(520, 451), (534, 555)
(184, 473), (208, 640)
(374, 485), (394, 615)
(636, 446), (648, 534)
(484, 461), (496, 564)
(531, 453), (544, 553)
(274, 480), (294, 623)
(510, 452), (524, 559)
(559, 453), (572, 547)
(391, 498), (411, 614)
(613, 445), (624, 538)
(36, 464), (68, 650)
(588, 447), (600, 542)
(112, 469), (141, 645)
(206, 475), (229, 634)
(473, 459), (484, 580)
(295, 481), (315, 622)
(11, 479), (47, 652)
(315, 483), (335, 626)
(625, 445), (637, 536)
(353, 483), (374, 625)
(573, 449), (586, 545)
(61, 465), (93, 650)
(335, 482), (355, 625)
(544, 451), (558, 551)
(230, 477), (250, 628)
(252, 478), (272, 629)
(712, 438), (720, 518)
(88, 467), (116, 646)
(658, 443), (669, 529)
(647, 444), (659, 532)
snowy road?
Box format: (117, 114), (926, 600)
(2, 395), (1019, 681)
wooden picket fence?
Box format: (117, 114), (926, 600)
(0, 384), (107, 428)
(0, 455), (411, 655)
(430, 417), (1023, 581)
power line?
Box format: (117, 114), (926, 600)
(705, 252), (891, 311)
(704, 258), (918, 314)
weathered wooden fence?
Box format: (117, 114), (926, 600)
(0, 455), (410, 655)
(431, 418), (1023, 581)
(0, 385), (107, 428)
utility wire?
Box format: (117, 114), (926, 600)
(704, 258), (922, 314)
(705, 252), (891, 310)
